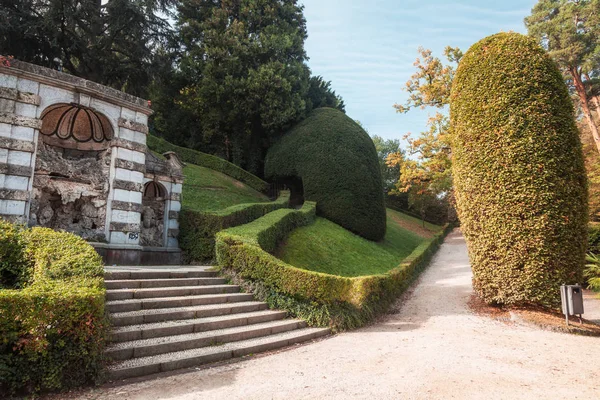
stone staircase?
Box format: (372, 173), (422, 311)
(104, 266), (330, 380)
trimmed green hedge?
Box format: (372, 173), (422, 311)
(0, 221), (107, 394)
(0, 222), (29, 289)
(180, 191), (290, 262)
(265, 108), (386, 241)
(450, 32), (588, 307)
(216, 206), (454, 330)
(147, 135), (269, 192)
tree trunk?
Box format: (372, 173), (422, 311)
(571, 68), (600, 154)
(584, 73), (600, 121)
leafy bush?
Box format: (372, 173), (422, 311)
(0, 222), (107, 394)
(147, 135), (269, 192)
(0, 220), (30, 289)
(264, 108), (386, 241)
(180, 191), (290, 262)
(584, 253), (600, 292)
(450, 32), (588, 307)
(26, 227), (104, 287)
(216, 204), (453, 330)
(588, 223), (600, 254)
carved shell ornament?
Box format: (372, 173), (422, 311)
(40, 103), (114, 148)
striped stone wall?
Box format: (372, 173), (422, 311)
(0, 60), (183, 255)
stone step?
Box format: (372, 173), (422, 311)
(109, 301), (269, 326)
(108, 327), (330, 381)
(106, 319), (307, 361)
(106, 285), (240, 301)
(105, 270), (218, 281)
(106, 293), (254, 313)
(110, 310), (288, 343)
(105, 277), (227, 290)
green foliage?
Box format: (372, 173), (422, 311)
(307, 76), (346, 113)
(390, 47), (459, 224)
(0, 0), (175, 97)
(526, 0), (600, 154)
(0, 221), (107, 394)
(25, 227), (104, 287)
(588, 223), (600, 254)
(180, 191), (290, 262)
(371, 135), (402, 193)
(394, 46), (462, 113)
(584, 253), (600, 291)
(167, 0), (310, 173)
(215, 204), (453, 330)
(586, 223), (600, 292)
(0, 283), (107, 394)
(265, 108), (386, 241)
(0, 220), (30, 289)
(451, 32), (588, 307)
(147, 135), (268, 192)
(276, 209), (441, 277)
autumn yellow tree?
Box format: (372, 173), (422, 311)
(388, 46), (460, 222)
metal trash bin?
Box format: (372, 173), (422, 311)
(560, 284), (584, 325)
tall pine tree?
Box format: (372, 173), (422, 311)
(171, 0), (312, 173)
(526, 0), (600, 153)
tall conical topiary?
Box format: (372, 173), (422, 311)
(450, 32), (588, 307)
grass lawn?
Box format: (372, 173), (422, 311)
(275, 208), (442, 277)
(182, 163), (269, 213)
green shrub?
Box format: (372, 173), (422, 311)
(180, 191), (290, 262)
(584, 253), (600, 292)
(265, 108), (386, 241)
(450, 32), (588, 307)
(216, 204), (454, 330)
(0, 220), (30, 289)
(26, 227), (104, 287)
(147, 135), (269, 192)
(588, 223), (600, 254)
(0, 222), (107, 394)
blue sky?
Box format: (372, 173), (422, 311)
(300, 0), (537, 144)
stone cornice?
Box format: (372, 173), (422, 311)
(0, 61), (153, 115)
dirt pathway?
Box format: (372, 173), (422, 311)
(71, 230), (600, 399)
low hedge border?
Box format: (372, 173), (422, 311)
(147, 135), (269, 192)
(180, 191), (291, 262)
(215, 205), (455, 331)
(0, 221), (107, 394)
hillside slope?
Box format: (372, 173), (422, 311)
(275, 208), (442, 277)
(182, 163), (269, 213)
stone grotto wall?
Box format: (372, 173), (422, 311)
(0, 59), (184, 264)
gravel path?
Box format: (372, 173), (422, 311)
(73, 229), (600, 399)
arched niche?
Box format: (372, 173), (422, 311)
(29, 103), (113, 241)
(141, 181), (168, 247)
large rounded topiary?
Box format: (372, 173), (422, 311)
(450, 32), (588, 307)
(265, 108), (386, 241)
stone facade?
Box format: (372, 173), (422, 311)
(0, 60), (184, 265)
